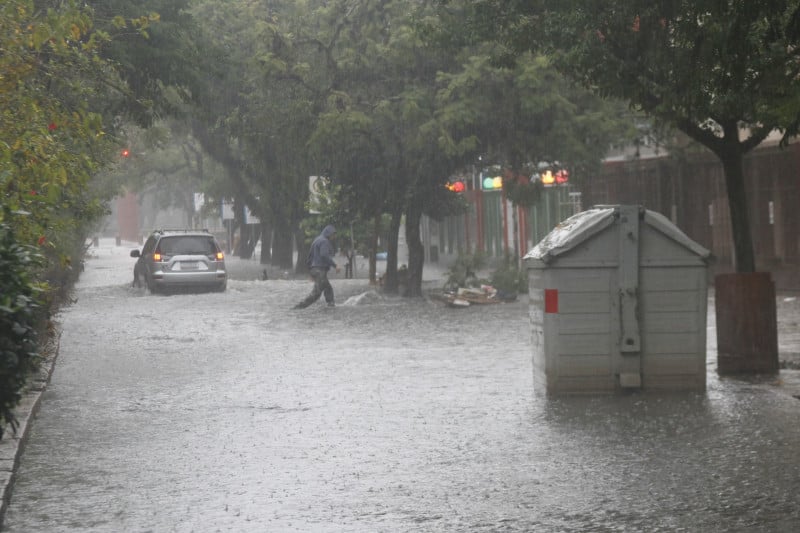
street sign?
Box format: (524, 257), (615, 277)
(221, 200), (234, 221)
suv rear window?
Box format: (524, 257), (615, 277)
(158, 236), (217, 255)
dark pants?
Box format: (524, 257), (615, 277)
(295, 267), (334, 308)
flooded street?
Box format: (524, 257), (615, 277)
(3, 242), (800, 532)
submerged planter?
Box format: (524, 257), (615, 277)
(715, 272), (779, 375)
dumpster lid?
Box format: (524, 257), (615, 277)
(524, 205), (711, 263)
(524, 207), (616, 263)
(642, 209), (711, 259)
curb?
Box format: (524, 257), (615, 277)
(0, 324), (61, 530)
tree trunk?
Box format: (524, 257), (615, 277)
(714, 138), (776, 375)
(271, 218), (294, 269)
(383, 208), (402, 294)
(233, 199), (245, 257)
(259, 221), (272, 264)
(240, 224), (256, 260)
(719, 147), (756, 273)
(404, 204), (424, 297)
(293, 227), (309, 275)
(369, 214), (379, 284)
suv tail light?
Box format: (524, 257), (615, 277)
(153, 251), (162, 261)
(216, 251), (224, 260)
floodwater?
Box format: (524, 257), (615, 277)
(3, 242), (799, 532)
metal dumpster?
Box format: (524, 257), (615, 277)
(524, 205), (711, 395)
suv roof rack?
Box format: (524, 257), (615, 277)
(153, 228), (211, 234)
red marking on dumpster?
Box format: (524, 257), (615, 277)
(544, 289), (558, 313)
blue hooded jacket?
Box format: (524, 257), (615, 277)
(307, 225), (337, 270)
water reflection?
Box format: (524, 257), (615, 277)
(522, 388), (799, 532)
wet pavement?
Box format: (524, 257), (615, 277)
(1, 240), (799, 532)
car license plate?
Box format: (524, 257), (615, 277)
(179, 261), (199, 270)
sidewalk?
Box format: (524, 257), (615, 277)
(762, 293), (800, 399)
(0, 329), (61, 525)
(706, 290), (800, 400)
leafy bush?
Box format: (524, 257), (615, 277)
(490, 256), (529, 296)
(504, 176), (544, 207)
(444, 252), (529, 299)
(444, 251), (487, 290)
(0, 223), (44, 440)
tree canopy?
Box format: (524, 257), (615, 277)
(2, 0), (642, 295)
(444, 0), (800, 272)
(173, 0), (638, 293)
(1, 0), (119, 246)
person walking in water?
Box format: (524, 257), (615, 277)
(294, 225), (340, 309)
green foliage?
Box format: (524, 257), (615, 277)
(490, 256), (528, 295)
(449, 0), (800, 272)
(0, 222), (43, 440)
(444, 251), (528, 296)
(301, 176), (393, 259)
(503, 175), (543, 208)
(0, 0), (121, 244)
(89, 0), (197, 126)
(300, 178), (348, 245)
(536, 1), (800, 143)
(434, 49), (636, 184)
(115, 0), (640, 291)
(444, 251), (487, 290)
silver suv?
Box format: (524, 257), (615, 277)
(130, 229), (227, 293)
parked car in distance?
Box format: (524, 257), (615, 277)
(130, 229), (227, 293)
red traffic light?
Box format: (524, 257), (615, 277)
(121, 149), (130, 158)
(446, 180), (466, 193)
(541, 169), (569, 186)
